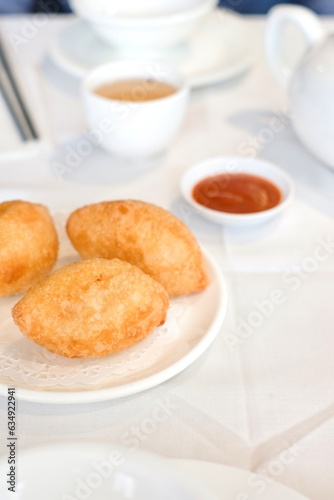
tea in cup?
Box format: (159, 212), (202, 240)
(81, 60), (189, 158)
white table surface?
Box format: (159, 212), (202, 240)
(0, 12), (334, 500)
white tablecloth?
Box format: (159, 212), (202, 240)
(0, 13), (334, 500)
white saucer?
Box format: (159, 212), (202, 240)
(50, 10), (256, 87)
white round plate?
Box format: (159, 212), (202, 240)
(50, 10), (255, 88)
(0, 214), (226, 404)
(0, 441), (310, 500)
(174, 459), (310, 500)
(0, 442), (220, 500)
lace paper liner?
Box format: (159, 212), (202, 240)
(0, 301), (192, 388)
(0, 211), (197, 390)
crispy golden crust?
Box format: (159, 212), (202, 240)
(0, 200), (58, 297)
(66, 200), (208, 296)
(12, 258), (169, 358)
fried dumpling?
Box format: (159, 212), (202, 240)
(0, 200), (58, 297)
(12, 258), (169, 358)
(66, 200), (208, 296)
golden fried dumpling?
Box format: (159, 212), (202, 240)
(12, 258), (169, 358)
(0, 200), (58, 297)
(66, 200), (208, 296)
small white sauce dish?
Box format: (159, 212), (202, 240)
(180, 156), (295, 227)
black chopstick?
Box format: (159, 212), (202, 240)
(0, 37), (39, 141)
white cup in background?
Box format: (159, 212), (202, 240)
(81, 60), (189, 158)
(69, 0), (216, 49)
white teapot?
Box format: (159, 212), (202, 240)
(266, 5), (334, 168)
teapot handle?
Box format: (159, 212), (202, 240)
(265, 5), (325, 90)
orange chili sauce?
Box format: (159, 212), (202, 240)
(192, 173), (282, 214)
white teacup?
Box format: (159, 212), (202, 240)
(69, 0), (216, 49)
(81, 60), (189, 158)
(73, 0), (213, 16)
